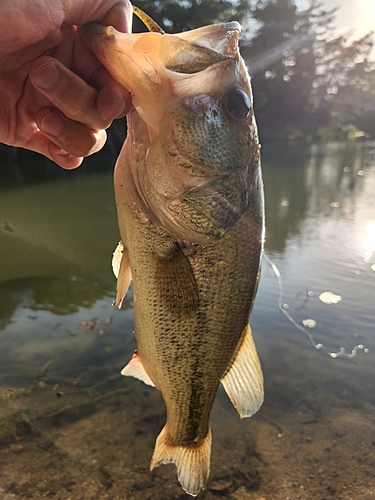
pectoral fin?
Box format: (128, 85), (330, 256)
(121, 352), (155, 387)
(153, 243), (199, 314)
(221, 323), (264, 418)
(112, 242), (132, 309)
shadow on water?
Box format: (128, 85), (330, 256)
(0, 140), (375, 499)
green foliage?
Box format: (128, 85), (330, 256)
(341, 124), (363, 140)
(242, 0), (375, 141)
(242, 0), (319, 141)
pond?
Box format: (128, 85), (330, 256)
(0, 140), (374, 499)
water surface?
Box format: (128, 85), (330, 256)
(0, 141), (374, 499)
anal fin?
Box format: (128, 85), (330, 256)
(121, 352), (155, 387)
(221, 323), (264, 418)
(150, 424), (211, 497)
(112, 241), (132, 309)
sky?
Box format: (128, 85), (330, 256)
(296, 0), (375, 41)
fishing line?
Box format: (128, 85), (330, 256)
(263, 252), (369, 359)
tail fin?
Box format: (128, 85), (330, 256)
(150, 425), (212, 497)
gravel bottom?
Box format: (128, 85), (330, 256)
(1, 376), (375, 500)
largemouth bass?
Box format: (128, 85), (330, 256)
(80, 13), (264, 496)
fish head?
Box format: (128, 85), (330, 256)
(80, 22), (261, 244)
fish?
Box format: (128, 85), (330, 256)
(80, 11), (264, 496)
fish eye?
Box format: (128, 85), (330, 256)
(225, 88), (251, 120)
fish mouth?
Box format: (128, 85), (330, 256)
(79, 22), (243, 136)
(79, 20), (241, 55)
(78, 21), (240, 90)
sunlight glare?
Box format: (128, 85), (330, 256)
(363, 221), (375, 260)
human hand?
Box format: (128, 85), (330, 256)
(0, 0), (132, 169)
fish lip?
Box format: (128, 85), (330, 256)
(78, 22), (242, 104)
(78, 23), (119, 52)
(174, 21), (241, 57)
(78, 23), (107, 51)
(80, 20), (241, 39)
(79, 22), (117, 37)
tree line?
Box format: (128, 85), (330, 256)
(135, 0), (375, 143)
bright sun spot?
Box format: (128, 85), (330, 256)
(354, 0), (375, 39)
(363, 222), (375, 260)
(369, 1), (375, 25)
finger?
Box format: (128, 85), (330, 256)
(36, 106), (107, 158)
(65, 0), (133, 33)
(70, 30), (104, 83)
(73, 32), (131, 120)
(100, 1), (133, 32)
(94, 69), (132, 120)
(49, 143), (84, 170)
(29, 56), (111, 130)
(97, 83), (131, 120)
(23, 130), (84, 170)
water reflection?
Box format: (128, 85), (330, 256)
(261, 145), (311, 252)
(0, 170), (121, 328)
(364, 221), (375, 260)
(0, 141), (375, 499)
(263, 141), (375, 252)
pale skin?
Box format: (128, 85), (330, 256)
(0, 0), (133, 169)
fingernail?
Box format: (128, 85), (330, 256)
(102, 100), (124, 121)
(57, 149), (71, 156)
(41, 110), (64, 137)
(100, 95), (124, 121)
(33, 62), (61, 90)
